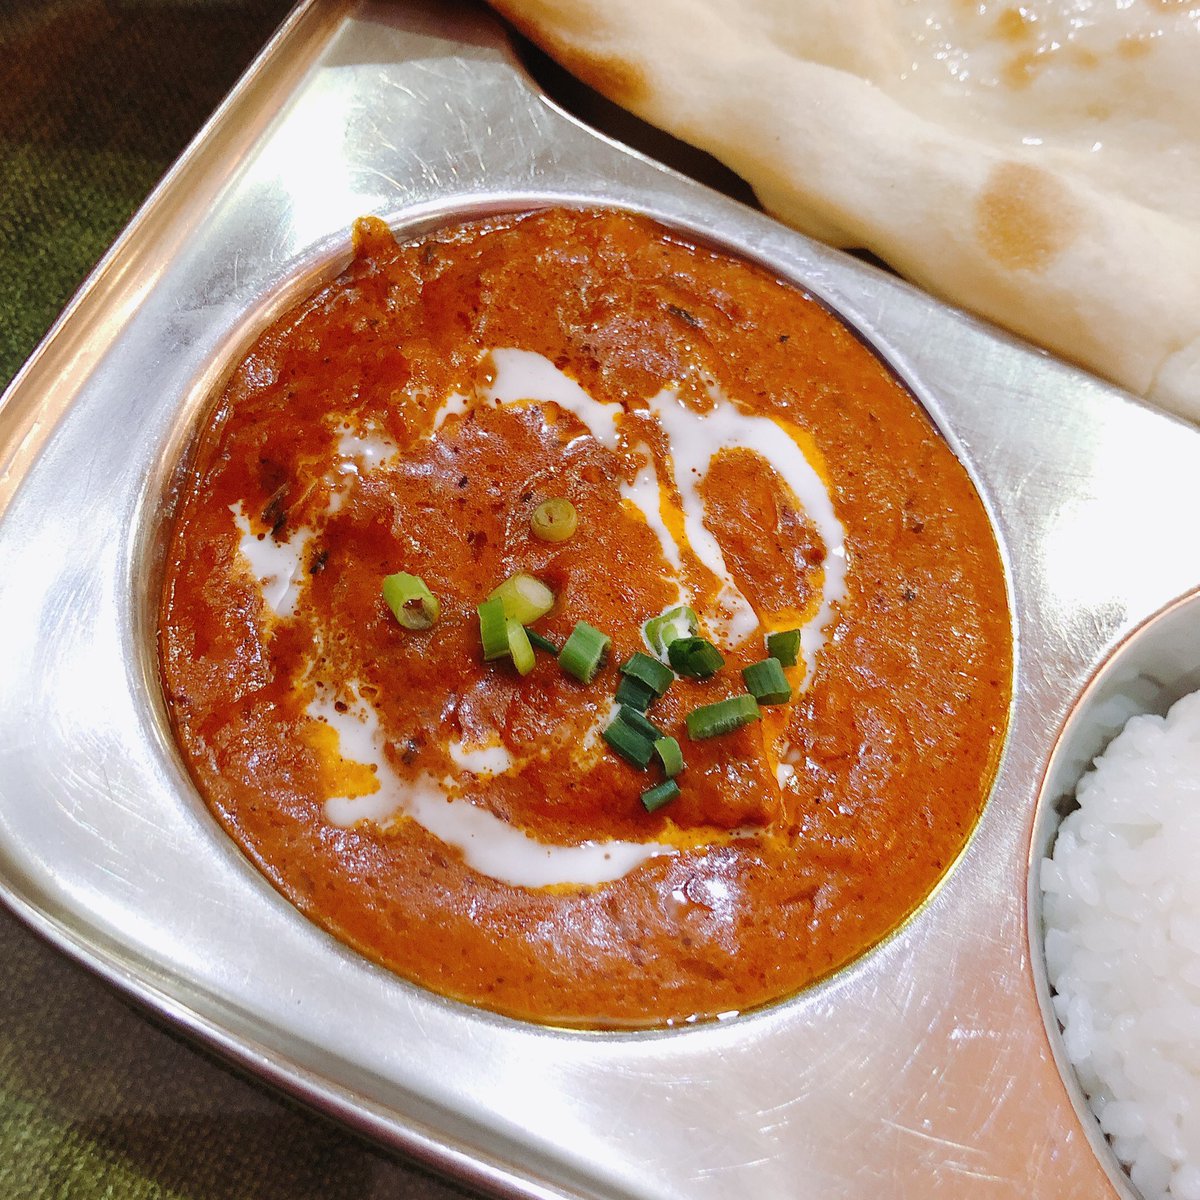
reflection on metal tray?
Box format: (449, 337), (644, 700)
(0, 1), (1197, 1196)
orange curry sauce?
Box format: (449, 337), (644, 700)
(159, 208), (1012, 1027)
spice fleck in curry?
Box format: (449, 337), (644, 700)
(159, 208), (1012, 1028)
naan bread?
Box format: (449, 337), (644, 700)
(489, 0), (1200, 421)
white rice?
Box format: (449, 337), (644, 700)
(1042, 689), (1200, 1200)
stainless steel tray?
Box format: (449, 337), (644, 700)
(2, 2), (1197, 1196)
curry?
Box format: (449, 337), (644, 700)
(159, 207), (1011, 1027)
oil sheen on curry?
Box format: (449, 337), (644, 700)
(160, 208), (1012, 1028)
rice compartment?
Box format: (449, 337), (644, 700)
(1043, 690), (1200, 1200)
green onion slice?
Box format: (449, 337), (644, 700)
(531, 497), (578, 543)
(618, 704), (662, 742)
(488, 573), (555, 625)
(766, 627), (802, 668)
(506, 620), (536, 676)
(641, 778), (681, 813)
(602, 714), (655, 769)
(526, 628), (560, 655)
(558, 621), (611, 683)
(381, 572), (440, 630)
(643, 604), (699, 660)
(742, 658), (792, 705)
(667, 636), (725, 680)
(615, 675), (656, 712)
(653, 736), (684, 778)
(477, 595), (509, 661)
(686, 694), (761, 740)
(619, 651), (674, 697)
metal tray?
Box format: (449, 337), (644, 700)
(2, 1), (1198, 1196)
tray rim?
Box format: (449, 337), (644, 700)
(0, 0), (350, 520)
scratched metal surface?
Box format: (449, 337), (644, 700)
(0, 1), (1197, 1197)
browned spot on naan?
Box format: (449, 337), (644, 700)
(488, 0), (647, 108)
(1118, 33), (1154, 58)
(1003, 37), (1100, 88)
(994, 7), (1034, 40)
(546, 41), (647, 107)
(1002, 46), (1044, 88)
(976, 162), (1079, 272)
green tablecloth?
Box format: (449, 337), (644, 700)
(0, 3), (476, 1196)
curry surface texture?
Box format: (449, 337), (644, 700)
(159, 208), (1012, 1028)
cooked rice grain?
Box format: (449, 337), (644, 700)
(1043, 690), (1200, 1200)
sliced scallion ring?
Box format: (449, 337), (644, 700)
(686, 694), (761, 740)
(558, 620), (610, 683)
(652, 736), (684, 778)
(643, 604), (698, 661)
(477, 595), (509, 661)
(619, 651), (674, 697)
(667, 635), (724, 680)
(602, 713), (655, 768)
(641, 778), (681, 813)
(382, 572), (440, 630)
(530, 497), (578, 543)
(742, 658), (792, 705)
(488, 573), (555, 625)
(615, 675), (656, 711)
(506, 619), (536, 676)
(617, 704), (662, 742)
(765, 628), (802, 668)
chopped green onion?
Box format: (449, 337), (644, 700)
(667, 636), (725, 680)
(477, 595), (509, 661)
(686, 694), (761, 740)
(507, 620), (535, 676)
(643, 604), (698, 660)
(381, 572), (440, 630)
(619, 652), (674, 697)
(619, 704), (662, 742)
(531, 497), (578, 543)
(766, 628), (802, 668)
(742, 658), (792, 705)
(615, 675), (656, 711)
(602, 714), (655, 768)
(558, 621), (610, 683)
(653, 736), (684, 777)
(526, 628), (560, 655)
(641, 778), (680, 813)
(488, 573), (555, 625)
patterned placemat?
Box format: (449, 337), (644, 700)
(0, 3), (479, 1196)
